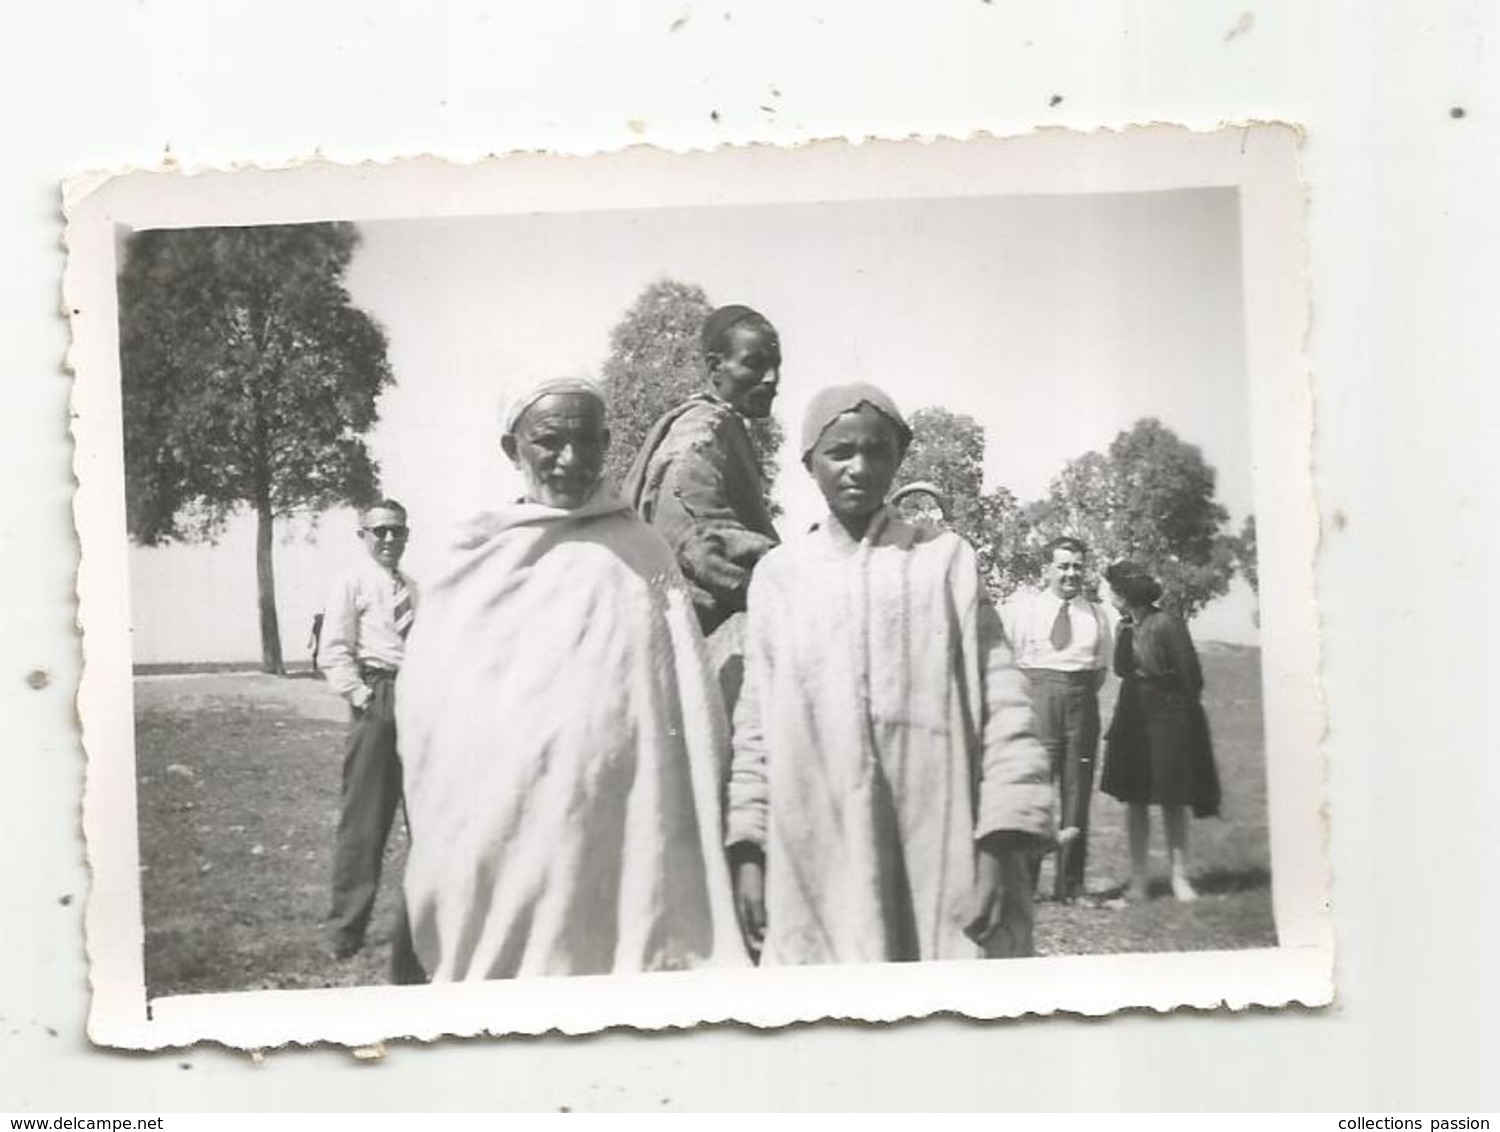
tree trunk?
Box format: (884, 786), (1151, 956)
(255, 492), (285, 675)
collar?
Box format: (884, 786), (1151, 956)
(813, 506), (915, 553)
(696, 389), (753, 421)
(457, 484), (633, 546)
(356, 554), (406, 584)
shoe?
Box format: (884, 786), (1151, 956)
(330, 937), (362, 961)
(1171, 874), (1199, 903)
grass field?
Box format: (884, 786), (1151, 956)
(133, 645), (1273, 999)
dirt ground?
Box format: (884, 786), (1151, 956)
(133, 646), (1273, 999)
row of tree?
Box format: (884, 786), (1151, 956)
(118, 229), (1253, 674)
(601, 280), (1257, 620)
(900, 409), (1256, 619)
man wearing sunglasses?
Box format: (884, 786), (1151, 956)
(320, 499), (418, 966)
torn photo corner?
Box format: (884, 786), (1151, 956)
(65, 125), (1329, 1050)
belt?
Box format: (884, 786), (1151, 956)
(358, 662), (399, 681)
(1132, 673), (1187, 692)
(1021, 668), (1099, 686)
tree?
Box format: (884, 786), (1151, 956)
(1026, 449), (1122, 566)
(1235, 513), (1259, 626)
(973, 486), (1039, 599)
(600, 278), (784, 512)
(119, 223), (393, 674)
(901, 407), (986, 530)
(1030, 418), (1237, 618)
(1236, 514), (1259, 595)
(900, 407), (1036, 599)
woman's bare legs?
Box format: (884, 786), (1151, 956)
(1164, 805), (1198, 901)
(1126, 803), (1151, 901)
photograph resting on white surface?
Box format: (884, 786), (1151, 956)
(64, 126), (1329, 1049)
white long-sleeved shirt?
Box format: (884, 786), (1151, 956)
(999, 588), (1112, 674)
(320, 555), (417, 709)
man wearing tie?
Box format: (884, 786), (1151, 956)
(321, 499), (417, 962)
(1001, 537), (1113, 904)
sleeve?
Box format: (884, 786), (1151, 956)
(998, 592), (1023, 653)
(1113, 622), (1134, 678)
(1163, 613), (1205, 699)
(974, 584), (1055, 847)
(320, 574), (369, 709)
(1093, 602), (1115, 672)
(659, 436), (777, 614)
(725, 569), (774, 850)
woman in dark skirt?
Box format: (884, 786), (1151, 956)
(1100, 561), (1221, 902)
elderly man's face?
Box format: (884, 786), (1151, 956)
(1045, 547), (1086, 599)
(502, 393), (610, 509)
(708, 321), (782, 419)
(359, 505), (409, 571)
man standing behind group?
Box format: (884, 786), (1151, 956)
(1001, 537), (1113, 904)
(623, 305), (782, 700)
(320, 499), (416, 962)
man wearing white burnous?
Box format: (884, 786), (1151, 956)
(395, 377), (747, 980)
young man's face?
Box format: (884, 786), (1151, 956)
(808, 406), (904, 522)
(359, 506), (409, 571)
(707, 321), (782, 419)
(1044, 547), (1086, 599)
(501, 392), (610, 510)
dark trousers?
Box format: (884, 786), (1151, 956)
(329, 672), (424, 982)
(1023, 669), (1101, 899)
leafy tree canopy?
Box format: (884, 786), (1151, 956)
(120, 222), (391, 545)
(119, 222), (394, 671)
(1029, 418), (1237, 618)
(901, 407), (986, 524)
(901, 412), (1237, 615)
(1237, 513), (1259, 594)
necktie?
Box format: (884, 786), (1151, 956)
(1049, 599), (1072, 652)
(392, 578), (414, 640)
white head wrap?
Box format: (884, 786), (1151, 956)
(500, 376), (607, 436)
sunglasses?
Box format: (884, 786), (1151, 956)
(363, 525), (410, 541)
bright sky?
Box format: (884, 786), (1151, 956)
(130, 188), (1258, 662)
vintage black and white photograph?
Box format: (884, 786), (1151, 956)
(67, 127), (1327, 1047)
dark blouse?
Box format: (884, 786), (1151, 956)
(1115, 606), (1204, 699)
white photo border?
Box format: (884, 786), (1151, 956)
(65, 125), (1329, 1050)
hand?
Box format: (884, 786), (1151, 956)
(732, 857), (767, 961)
(959, 844), (1035, 958)
(959, 850), (1005, 946)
